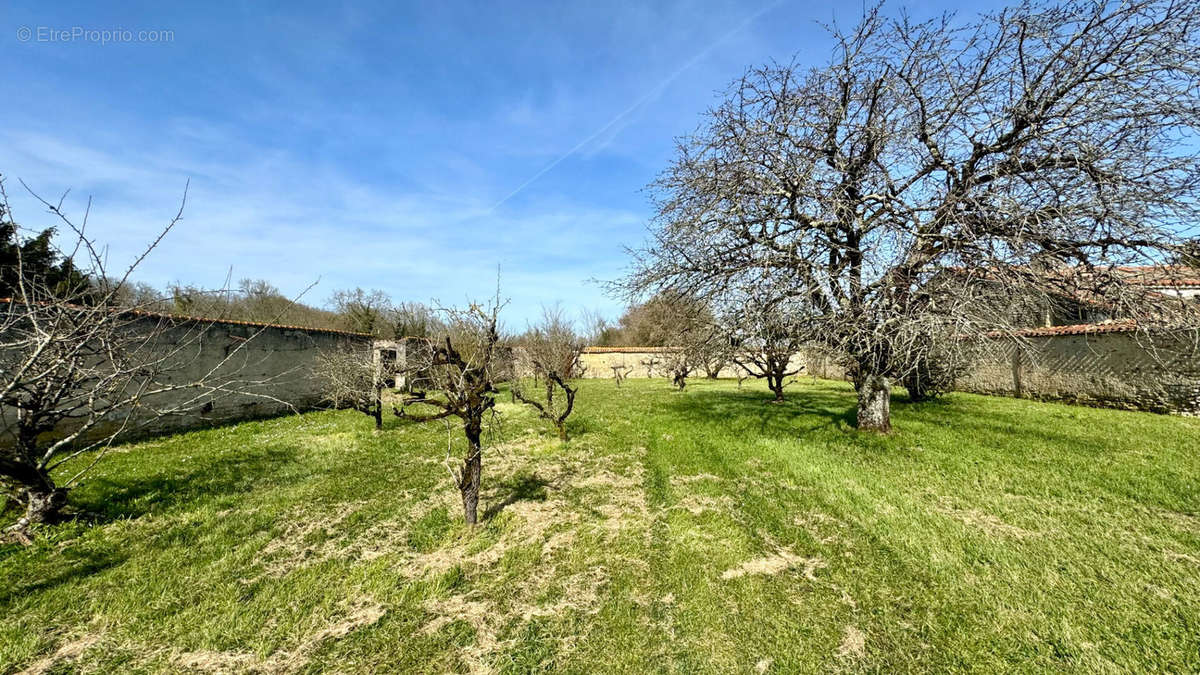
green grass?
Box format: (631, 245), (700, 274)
(3, 378), (1199, 673)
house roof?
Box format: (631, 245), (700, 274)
(1114, 265), (1200, 289)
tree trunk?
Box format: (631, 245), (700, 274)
(19, 485), (68, 528)
(1011, 349), (1024, 398)
(373, 384), (384, 430)
(856, 373), (891, 433)
(902, 372), (931, 403)
(768, 373), (785, 402)
(2, 457), (68, 531)
(459, 422), (483, 525)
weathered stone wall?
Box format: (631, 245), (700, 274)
(799, 347), (850, 382)
(2, 316), (371, 447)
(582, 332), (1200, 415)
(955, 331), (1200, 414)
(579, 349), (681, 378)
(578, 348), (803, 380)
(804, 331), (1200, 415)
(131, 319), (372, 435)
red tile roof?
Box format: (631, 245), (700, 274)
(1115, 265), (1200, 288)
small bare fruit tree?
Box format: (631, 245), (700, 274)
(609, 363), (631, 386)
(622, 0), (1200, 432)
(315, 343), (385, 430)
(512, 307), (584, 441)
(664, 309), (721, 392)
(662, 344), (699, 391)
(718, 284), (808, 402)
(1, 179), (287, 534)
(393, 296), (503, 525)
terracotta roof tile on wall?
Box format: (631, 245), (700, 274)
(1005, 320), (1140, 338)
(125, 309), (373, 338)
(0, 299), (372, 338)
(581, 346), (674, 354)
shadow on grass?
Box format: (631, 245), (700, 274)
(664, 382), (1110, 451)
(482, 470), (551, 521)
(661, 385), (861, 437)
(67, 446), (301, 524)
(0, 543), (128, 605)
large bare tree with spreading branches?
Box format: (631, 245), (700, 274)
(622, 0), (1200, 431)
(393, 296), (503, 525)
(1, 178), (293, 535)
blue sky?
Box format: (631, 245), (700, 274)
(2, 0), (1008, 326)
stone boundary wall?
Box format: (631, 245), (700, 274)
(800, 328), (1200, 415)
(2, 314), (371, 447)
(578, 347), (802, 380)
(954, 330), (1200, 415)
(584, 329), (1200, 415)
(137, 318), (373, 435)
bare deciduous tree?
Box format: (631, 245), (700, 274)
(662, 348), (694, 391)
(718, 285), (808, 402)
(315, 343), (385, 430)
(664, 332), (719, 391)
(389, 301), (444, 339)
(1, 178), (290, 535)
(622, 0), (1200, 432)
(393, 296), (503, 525)
(686, 321), (734, 379)
(329, 288), (393, 336)
(609, 363), (631, 386)
(512, 306), (583, 441)
(661, 298), (722, 391)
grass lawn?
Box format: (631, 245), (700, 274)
(3, 378), (1199, 673)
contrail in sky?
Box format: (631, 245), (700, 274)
(490, 0), (785, 211)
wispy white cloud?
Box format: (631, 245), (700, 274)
(2, 127), (636, 322)
(0, 0), (851, 324)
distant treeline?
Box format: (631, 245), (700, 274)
(589, 291), (711, 347)
(151, 284), (707, 346)
(125, 282), (447, 338)
(2, 211), (695, 344)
